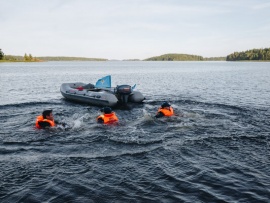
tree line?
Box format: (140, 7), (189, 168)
(226, 48), (270, 61)
(143, 54), (226, 61)
(1, 48), (270, 62)
(144, 53), (204, 61)
(0, 49), (4, 60)
(37, 56), (107, 61)
(0, 49), (41, 62)
(143, 49), (270, 61)
(24, 53), (41, 62)
(0, 49), (107, 62)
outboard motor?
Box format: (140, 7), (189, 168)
(115, 85), (132, 104)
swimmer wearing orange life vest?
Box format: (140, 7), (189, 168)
(35, 109), (60, 129)
(155, 102), (174, 118)
(96, 107), (119, 124)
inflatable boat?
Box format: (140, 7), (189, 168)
(60, 75), (145, 107)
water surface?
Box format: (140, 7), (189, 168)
(0, 61), (270, 202)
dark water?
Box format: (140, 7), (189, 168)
(0, 61), (270, 203)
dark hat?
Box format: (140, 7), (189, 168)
(42, 109), (52, 118)
(103, 107), (112, 114)
(161, 102), (171, 108)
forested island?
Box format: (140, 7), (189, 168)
(143, 54), (226, 61)
(144, 54), (204, 61)
(1, 48), (269, 62)
(226, 48), (270, 61)
(143, 48), (270, 61)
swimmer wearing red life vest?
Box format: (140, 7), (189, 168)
(96, 107), (119, 124)
(35, 109), (64, 129)
(155, 102), (174, 118)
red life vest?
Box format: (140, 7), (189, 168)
(35, 115), (56, 128)
(96, 112), (119, 124)
(157, 106), (174, 117)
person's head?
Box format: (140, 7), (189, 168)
(42, 110), (54, 120)
(103, 107), (112, 114)
(161, 102), (171, 109)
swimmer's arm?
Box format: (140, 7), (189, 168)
(155, 112), (164, 118)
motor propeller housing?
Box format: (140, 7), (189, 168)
(115, 85), (132, 104)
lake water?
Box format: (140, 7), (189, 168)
(0, 61), (270, 202)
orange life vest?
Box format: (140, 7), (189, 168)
(96, 112), (119, 124)
(35, 115), (56, 128)
(157, 107), (174, 117)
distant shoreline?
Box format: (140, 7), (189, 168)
(1, 47), (270, 62)
(0, 60), (270, 63)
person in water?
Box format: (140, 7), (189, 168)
(155, 102), (174, 118)
(35, 109), (64, 129)
(96, 107), (119, 124)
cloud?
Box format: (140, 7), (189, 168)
(252, 2), (270, 10)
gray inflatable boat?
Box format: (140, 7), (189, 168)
(60, 82), (145, 107)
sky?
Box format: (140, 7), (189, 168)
(1, 0), (270, 60)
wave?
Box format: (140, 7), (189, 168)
(145, 98), (250, 112)
(0, 101), (63, 109)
